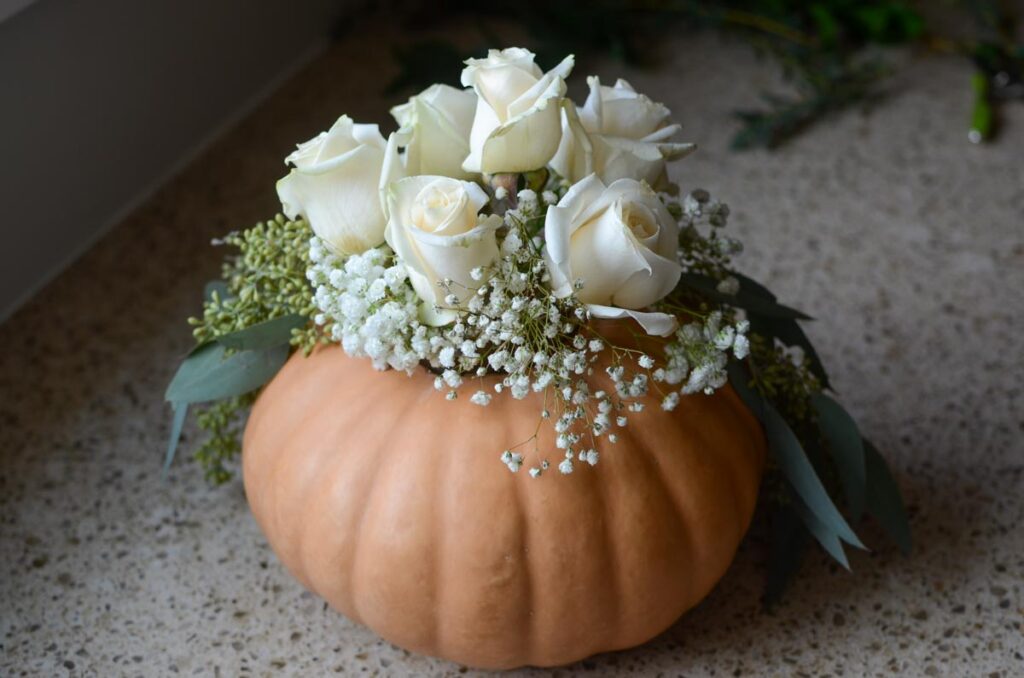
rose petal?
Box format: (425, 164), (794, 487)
(550, 101), (594, 184)
(568, 203), (650, 306)
(587, 305), (679, 336)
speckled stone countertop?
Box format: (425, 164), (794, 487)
(2, 22), (1022, 677)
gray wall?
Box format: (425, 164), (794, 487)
(0, 0), (344, 320)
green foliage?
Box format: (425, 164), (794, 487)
(384, 0), (1022, 148)
(811, 393), (866, 520)
(194, 395), (256, 485)
(730, 60), (888, 150)
(678, 272), (812, 320)
(863, 437), (912, 554)
(166, 341), (290, 404)
(746, 334), (820, 425)
(166, 215), (320, 482)
(190, 214), (321, 353)
(715, 278), (910, 604)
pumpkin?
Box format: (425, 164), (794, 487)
(242, 330), (765, 669)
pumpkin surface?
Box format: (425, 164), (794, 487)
(243, 341), (765, 669)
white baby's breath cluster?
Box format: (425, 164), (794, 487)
(283, 46), (753, 476)
(307, 240), (430, 372)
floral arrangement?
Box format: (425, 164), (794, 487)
(165, 47), (910, 599)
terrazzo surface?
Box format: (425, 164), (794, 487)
(2, 20), (1023, 678)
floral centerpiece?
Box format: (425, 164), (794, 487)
(164, 47), (910, 668)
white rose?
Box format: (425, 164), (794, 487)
(544, 174), (682, 336)
(461, 47), (574, 174)
(385, 176), (502, 324)
(551, 77), (694, 188)
(276, 115), (402, 255)
(390, 84), (477, 180)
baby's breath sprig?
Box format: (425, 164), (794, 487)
(672, 188), (743, 289)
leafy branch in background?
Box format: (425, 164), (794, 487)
(962, 0), (1024, 142)
(382, 0), (1022, 148)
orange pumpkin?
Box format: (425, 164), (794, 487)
(242, 334), (765, 669)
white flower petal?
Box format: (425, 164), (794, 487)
(550, 100), (593, 183)
(567, 202), (650, 305)
(543, 174), (607, 296)
(386, 176), (500, 312)
(480, 98), (563, 173)
(587, 305), (679, 336)
(391, 84), (477, 179)
(277, 116), (391, 255)
(461, 48), (574, 173)
(571, 76), (693, 187)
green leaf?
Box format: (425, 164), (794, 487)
(165, 342), (288, 404)
(730, 361), (864, 563)
(678, 273), (812, 320)
(163, 401), (188, 476)
(761, 398), (866, 551)
(792, 493), (851, 570)
(727, 361), (765, 418)
(809, 4), (840, 47)
(204, 280), (230, 302)
(764, 502), (808, 609)
(215, 314), (307, 352)
(812, 394), (866, 520)
(864, 438), (912, 554)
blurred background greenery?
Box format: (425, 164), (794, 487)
(353, 0), (1023, 150)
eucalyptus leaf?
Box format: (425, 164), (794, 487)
(729, 272), (777, 301)
(792, 494), (851, 570)
(729, 361), (864, 559)
(677, 273), (812, 320)
(812, 393), (866, 520)
(165, 342), (289, 404)
(864, 438), (912, 554)
(726, 361), (765, 418)
(761, 399), (866, 550)
(764, 503), (808, 609)
(215, 314), (307, 352)
(204, 280), (230, 303)
(163, 401), (188, 475)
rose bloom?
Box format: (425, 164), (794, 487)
(551, 77), (694, 189)
(385, 176), (502, 324)
(544, 174), (682, 336)
(461, 47), (574, 174)
(276, 115), (402, 254)
(390, 84), (478, 180)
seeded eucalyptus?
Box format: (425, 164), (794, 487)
(189, 214), (322, 353)
(176, 215), (321, 482)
